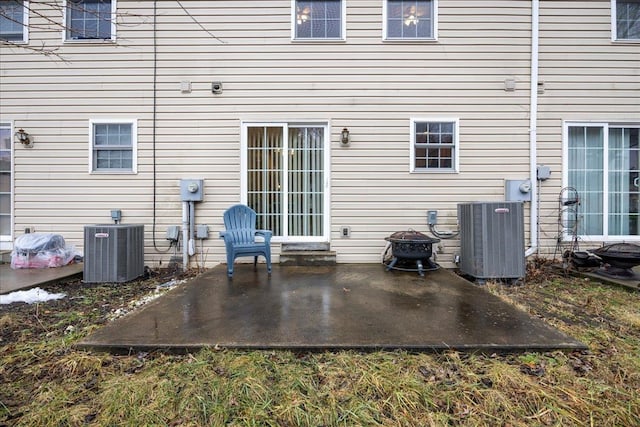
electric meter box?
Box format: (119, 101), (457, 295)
(180, 179), (204, 201)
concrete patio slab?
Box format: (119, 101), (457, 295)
(0, 263), (84, 295)
(79, 264), (586, 352)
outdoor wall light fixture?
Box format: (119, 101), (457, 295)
(340, 128), (350, 146)
(14, 128), (34, 147)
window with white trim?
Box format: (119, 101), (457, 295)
(0, 0), (28, 43)
(565, 122), (640, 239)
(65, 0), (115, 41)
(384, 0), (436, 40)
(90, 120), (137, 173)
(293, 0), (344, 40)
(613, 0), (640, 41)
(410, 118), (458, 172)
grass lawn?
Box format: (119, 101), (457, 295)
(1, 261), (639, 426)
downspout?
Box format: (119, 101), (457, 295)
(525, 0), (540, 258)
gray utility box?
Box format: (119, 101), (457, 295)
(84, 224), (144, 283)
(458, 202), (525, 280)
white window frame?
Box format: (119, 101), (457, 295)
(63, 0), (117, 42)
(0, 0), (29, 44)
(383, 0), (438, 41)
(562, 120), (640, 242)
(409, 117), (459, 173)
(88, 119), (137, 174)
(611, 0), (640, 42)
(0, 122), (14, 250)
(240, 121), (331, 243)
(291, 0), (346, 41)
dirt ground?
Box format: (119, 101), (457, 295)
(1, 268), (180, 346)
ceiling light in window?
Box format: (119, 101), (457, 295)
(297, 6), (310, 25)
(404, 14), (419, 26)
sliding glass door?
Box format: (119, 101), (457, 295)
(566, 123), (640, 239)
(243, 123), (328, 241)
(0, 123), (12, 250)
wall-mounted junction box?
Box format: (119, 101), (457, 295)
(196, 224), (210, 239)
(166, 226), (180, 241)
(537, 165), (551, 181)
(340, 226), (351, 238)
(427, 210), (438, 225)
(110, 209), (122, 222)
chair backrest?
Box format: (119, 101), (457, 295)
(223, 204), (258, 244)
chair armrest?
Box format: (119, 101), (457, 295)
(219, 231), (227, 239)
(255, 230), (272, 244)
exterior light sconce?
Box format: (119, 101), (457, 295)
(340, 128), (350, 146)
(14, 128), (34, 147)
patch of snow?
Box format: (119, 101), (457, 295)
(0, 287), (66, 305)
(106, 279), (187, 321)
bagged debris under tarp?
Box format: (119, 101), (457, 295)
(11, 233), (79, 269)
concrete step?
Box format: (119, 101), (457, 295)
(0, 250), (11, 264)
(281, 242), (331, 252)
(279, 250), (337, 266)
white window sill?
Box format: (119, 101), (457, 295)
(64, 38), (116, 44)
(410, 169), (458, 174)
(383, 38), (438, 43)
(291, 38), (346, 43)
(90, 170), (137, 175)
(611, 39), (640, 44)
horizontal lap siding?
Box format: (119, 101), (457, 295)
(536, 0), (640, 256)
(1, 1), (533, 267)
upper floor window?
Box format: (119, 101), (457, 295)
(0, 0), (28, 43)
(65, 0), (115, 41)
(293, 0), (344, 40)
(410, 118), (458, 173)
(90, 119), (137, 173)
(613, 0), (640, 41)
(384, 0), (436, 40)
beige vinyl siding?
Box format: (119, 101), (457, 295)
(2, 1), (536, 267)
(536, 0), (640, 256)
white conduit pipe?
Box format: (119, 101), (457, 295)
(182, 201), (189, 271)
(525, 0), (540, 258)
(188, 201), (196, 257)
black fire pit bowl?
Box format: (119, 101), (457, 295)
(384, 230), (440, 276)
(591, 243), (640, 279)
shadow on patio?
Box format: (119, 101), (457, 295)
(78, 264), (585, 353)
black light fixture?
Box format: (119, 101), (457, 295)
(14, 128), (33, 147)
(340, 127), (350, 146)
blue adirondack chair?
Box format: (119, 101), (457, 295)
(219, 204), (272, 277)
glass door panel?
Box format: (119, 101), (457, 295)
(568, 126), (604, 235)
(609, 127), (640, 236)
(0, 126), (11, 239)
(288, 127), (324, 237)
(247, 126), (283, 235)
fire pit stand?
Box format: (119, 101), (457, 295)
(384, 230), (440, 276)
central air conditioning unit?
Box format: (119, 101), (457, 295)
(84, 224), (144, 283)
(457, 202), (525, 281)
